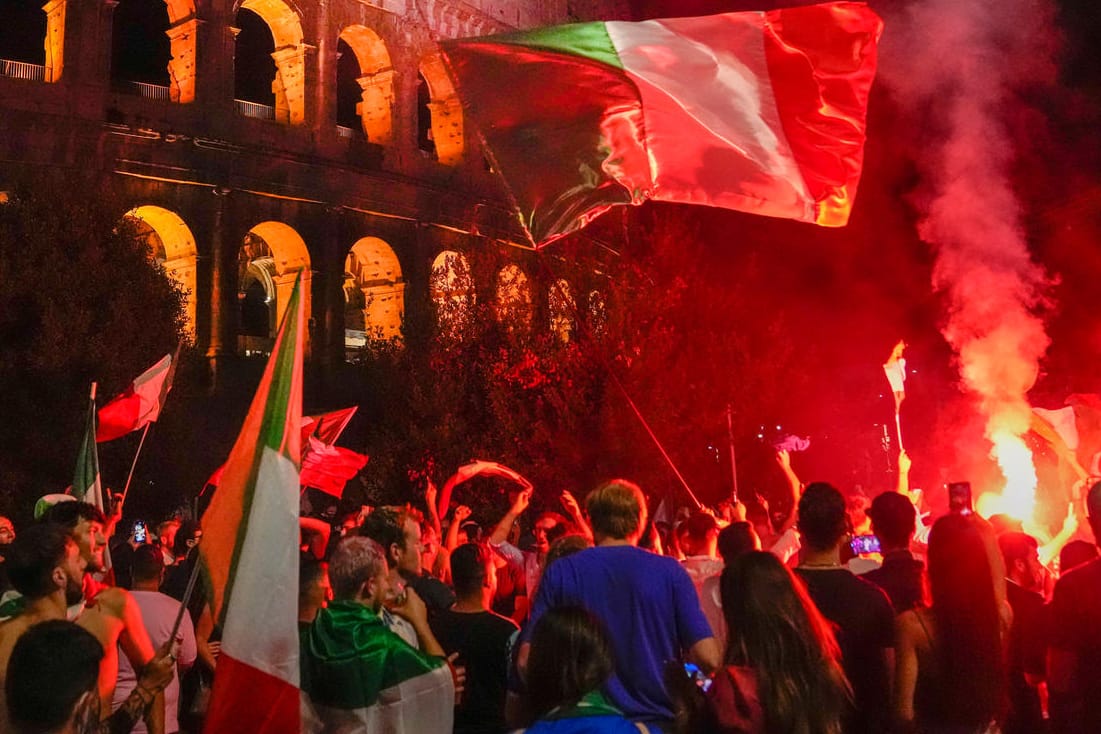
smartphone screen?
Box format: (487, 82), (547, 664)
(684, 662), (713, 693)
(947, 481), (973, 515)
(850, 534), (881, 555)
(133, 521), (147, 543)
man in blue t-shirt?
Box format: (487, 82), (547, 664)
(525, 480), (720, 729)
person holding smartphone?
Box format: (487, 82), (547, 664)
(863, 492), (927, 613)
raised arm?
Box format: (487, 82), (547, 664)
(445, 505), (472, 553)
(424, 479), (442, 538)
(774, 449), (803, 534)
(559, 490), (592, 542)
(896, 450), (912, 497)
(489, 488), (531, 547)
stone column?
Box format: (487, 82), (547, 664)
(271, 44), (308, 125)
(357, 69), (395, 144)
(166, 17), (201, 103)
(41, 0), (66, 82)
(206, 187), (232, 388)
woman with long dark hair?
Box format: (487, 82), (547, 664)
(519, 605), (656, 733)
(894, 513), (1010, 733)
(700, 550), (851, 734)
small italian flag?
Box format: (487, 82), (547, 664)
(96, 349), (178, 443)
(441, 2), (883, 247)
(201, 274), (306, 734)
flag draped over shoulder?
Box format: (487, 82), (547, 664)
(73, 385), (104, 512)
(441, 1), (883, 247)
(301, 601), (454, 733)
(96, 351), (177, 443)
(201, 275), (305, 734)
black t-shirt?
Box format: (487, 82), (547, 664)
(795, 567), (895, 734)
(863, 550), (926, 613)
(1048, 556), (1101, 734)
(431, 608), (519, 734)
(1004, 581), (1045, 734)
(406, 571), (456, 617)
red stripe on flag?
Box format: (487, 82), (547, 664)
(96, 390), (143, 442)
(763, 2), (882, 226)
(204, 654), (300, 734)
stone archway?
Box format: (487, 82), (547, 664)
(549, 278), (575, 343)
(237, 221), (311, 353)
(496, 264), (532, 334)
(124, 205), (198, 340)
(430, 250), (474, 339)
(235, 0), (305, 124)
(344, 237), (403, 349)
(337, 25), (393, 143)
(418, 53), (463, 165)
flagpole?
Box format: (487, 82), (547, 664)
(725, 404), (739, 504)
(895, 410), (905, 453)
(120, 423), (152, 503)
(168, 550), (203, 645)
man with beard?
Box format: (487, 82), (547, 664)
(0, 524), (175, 732)
(41, 502), (167, 731)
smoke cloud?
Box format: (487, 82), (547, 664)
(879, 0), (1059, 518)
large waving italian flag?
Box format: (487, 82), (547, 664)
(441, 2), (883, 247)
(201, 275), (305, 734)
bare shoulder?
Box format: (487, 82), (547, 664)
(895, 608), (923, 637)
(90, 586), (132, 618)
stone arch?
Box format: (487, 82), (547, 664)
(430, 250), (474, 338)
(234, 0), (305, 124)
(418, 53), (463, 166)
(237, 221), (311, 351)
(495, 264), (532, 334)
(548, 279), (575, 343)
(124, 206), (198, 340)
(344, 237), (404, 348)
(588, 289), (607, 335)
(337, 25), (393, 144)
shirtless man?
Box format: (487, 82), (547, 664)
(0, 523), (173, 731)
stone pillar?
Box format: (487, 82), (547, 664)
(206, 187), (232, 388)
(319, 207), (347, 374)
(42, 0), (66, 82)
(166, 17), (201, 103)
(271, 44), (308, 125)
(356, 69), (395, 144)
(428, 95), (464, 166)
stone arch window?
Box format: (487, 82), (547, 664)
(588, 289), (607, 336)
(344, 237), (403, 350)
(495, 264), (532, 334)
(237, 221), (311, 353)
(110, 0), (171, 96)
(337, 25), (393, 144)
(0, 1), (51, 81)
(430, 250), (474, 339)
(234, 0), (305, 124)
(418, 53), (463, 166)
(123, 206), (198, 340)
(548, 279), (575, 343)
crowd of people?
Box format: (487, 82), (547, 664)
(1, 448), (1101, 734)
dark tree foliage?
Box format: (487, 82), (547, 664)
(0, 173), (186, 519)
(339, 208), (809, 527)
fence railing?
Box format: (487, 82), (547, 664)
(121, 80), (171, 100)
(234, 99), (275, 120)
(0, 58), (46, 82)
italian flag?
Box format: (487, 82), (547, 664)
(96, 350), (177, 443)
(201, 275), (305, 734)
(73, 383), (104, 512)
(441, 2), (883, 247)
(301, 601), (454, 733)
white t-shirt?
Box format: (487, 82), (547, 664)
(112, 590), (197, 734)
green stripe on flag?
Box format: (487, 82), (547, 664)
(73, 389), (102, 509)
(490, 21), (623, 70)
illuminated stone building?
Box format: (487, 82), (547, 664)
(0, 0), (628, 380)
